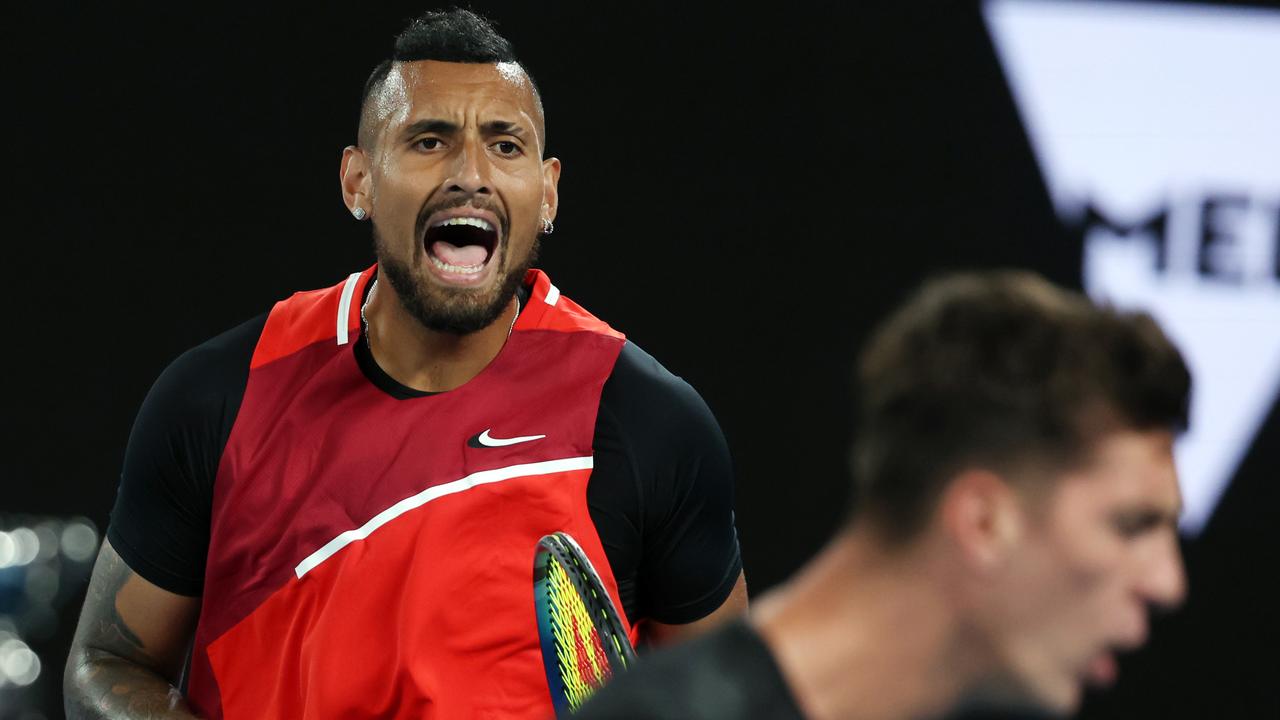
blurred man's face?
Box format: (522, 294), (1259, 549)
(985, 429), (1186, 715)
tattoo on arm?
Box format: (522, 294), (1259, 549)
(65, 542), (201, 719)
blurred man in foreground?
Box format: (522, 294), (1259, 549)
(580, 271), (1190, 719)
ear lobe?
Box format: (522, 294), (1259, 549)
(941, 469), (1022, 572)
(340, 145), (371, 217)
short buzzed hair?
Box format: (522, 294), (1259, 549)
(357, 8), (543, 149)
(850, 271), (1191, 542)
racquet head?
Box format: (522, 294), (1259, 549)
(533, 531), (637, 716)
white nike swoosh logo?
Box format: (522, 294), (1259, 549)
(471, 429), (546, 448)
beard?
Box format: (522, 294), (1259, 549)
(372, 221), (540, 336)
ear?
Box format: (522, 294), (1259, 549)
(939, 468), (1024, 572)
(340, 145), (372, 218)
(541, 156), (562, 224)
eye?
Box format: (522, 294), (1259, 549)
(415, 137), (443, 151)
(494, 140), (522, 157)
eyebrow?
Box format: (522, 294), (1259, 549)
(400, 118), (530, 142)
(481, 120), (529, 139)
(401, 119), (458, 140)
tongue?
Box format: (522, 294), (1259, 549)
(431, 240), (488, 268)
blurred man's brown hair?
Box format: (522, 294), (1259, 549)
(851, 271), (1192, 542)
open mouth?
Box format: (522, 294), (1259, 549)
(424, 216), (500, 277)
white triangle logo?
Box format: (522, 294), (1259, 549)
(985, 0), (1280, 533)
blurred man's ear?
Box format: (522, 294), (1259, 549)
(939, 469), (1024, 573)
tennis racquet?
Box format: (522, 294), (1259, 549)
(534, 531), (637, 716)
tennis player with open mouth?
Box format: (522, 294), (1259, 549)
(65, 9), (746, 720)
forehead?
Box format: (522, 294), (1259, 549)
(373, 60), (541, 133)
(1051, 430), (1182, 516)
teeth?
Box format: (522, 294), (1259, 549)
(434, 216), (494, 232)
(429, 255), (485, 274)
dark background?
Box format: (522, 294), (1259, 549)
(3, 1), (1275, 718)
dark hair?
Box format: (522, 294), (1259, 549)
(850, 270), (1191, 542)
(358, 8), (542, 147)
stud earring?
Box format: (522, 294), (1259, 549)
(352, 207), (367, 221)
(541, 217), (554, 235)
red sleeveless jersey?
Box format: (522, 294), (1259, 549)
(184, 267), (631, 719)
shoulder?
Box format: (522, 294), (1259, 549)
(577, 621), (803, 720)
(178, 313), (269, 376)
(602, 341), (723, 441)
(252, 269), (373, 367)
(148, 313), (268, 417)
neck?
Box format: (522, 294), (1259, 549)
(751, 527), (982, 720)
(362, 281), (519, 393)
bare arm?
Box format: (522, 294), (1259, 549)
(64, 539), (203, 719)
(644, 571), (749, 647)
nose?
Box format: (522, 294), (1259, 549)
(1140, 531), (1187, 611)
(443, 137), (492, 197)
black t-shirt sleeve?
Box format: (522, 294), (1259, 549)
(589, 341), (742, 626)
(107, 314), (265, 596)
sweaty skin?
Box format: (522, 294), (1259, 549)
(342, 60), (557, 393)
